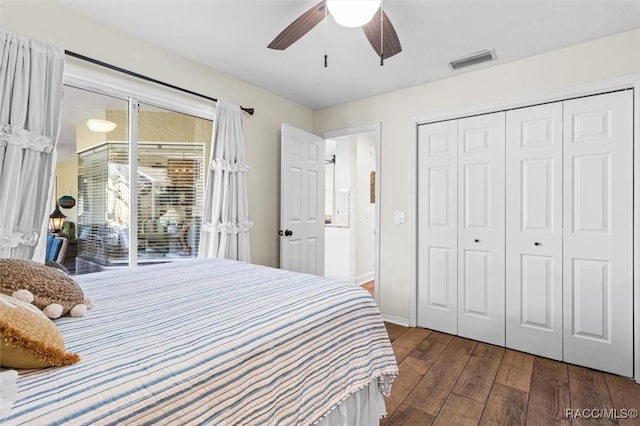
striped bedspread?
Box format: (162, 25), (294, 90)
(4, 258), (397, 425)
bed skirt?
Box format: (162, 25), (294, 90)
(316, 379), (387, 426)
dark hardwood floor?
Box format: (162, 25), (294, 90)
(381, 323), (640, 425)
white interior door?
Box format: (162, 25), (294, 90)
(562, 90), (633, 376)
(506, 102), (563, 360)
(417, 120), (458, 334)
(457, 112), (505, 346)
(280, 124), (324, 275)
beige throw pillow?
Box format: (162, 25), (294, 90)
(0, 294), (80, 369)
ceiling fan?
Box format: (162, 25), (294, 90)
(268, 0), (402, 62)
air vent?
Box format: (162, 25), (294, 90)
(449, 49), (496, 70)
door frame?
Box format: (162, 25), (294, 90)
(409, 74), (640, 383)
(323, 123), (382, 306)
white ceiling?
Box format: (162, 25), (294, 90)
(55, 0), (640, 111)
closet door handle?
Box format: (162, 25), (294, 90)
(474, 239), (480, 243)
(534, 242), (541, 246)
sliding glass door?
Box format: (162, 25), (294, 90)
(59, 86), (212, 274)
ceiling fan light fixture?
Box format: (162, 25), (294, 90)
(327, 0), (381, 28)
(86, 118), (117, 133)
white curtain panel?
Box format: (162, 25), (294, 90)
(0, 30), (64, 262)
(198, 101), (251, 262)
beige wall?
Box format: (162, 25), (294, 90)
(315, 29), (640, 320)
(1, 1), (315, 267)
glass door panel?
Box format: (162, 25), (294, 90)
(61, 85), (130, 274)
(136, 102), (212, 263)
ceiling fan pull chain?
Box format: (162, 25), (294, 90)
(380, 0), (384, 66)
(324, 1), (329, 67)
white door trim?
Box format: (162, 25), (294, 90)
(410, 73), (640, 383)
(634, 80), (640, 384)
(323, 123), (382, 306)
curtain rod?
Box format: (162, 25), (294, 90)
(64, 50), (255, 116)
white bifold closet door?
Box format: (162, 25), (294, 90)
(562, 91), (633, 377)
(505, 102), (563, 360)
(417, 90), (633, 376)
(457, 113), (505, 346)
(417, 120), (458, 334)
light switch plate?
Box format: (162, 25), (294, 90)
(394, 211), (406, 225)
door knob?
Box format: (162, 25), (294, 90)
(284, 230), (293, 237)
(474, 239), (480, 243)
(534, 242), (541, 246)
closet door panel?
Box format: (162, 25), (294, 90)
(506, 102), (563, 360)
(457, 112), (505, 346)
(463, 163), (490, 228)
(563, 90), (633, 377)
(462, 249), (490, 315)
(520, 255), (554, 325)
(417, 120), (458, 333)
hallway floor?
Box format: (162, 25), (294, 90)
(362, 280), (375, 298)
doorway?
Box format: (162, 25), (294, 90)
(323, 125), (380, 301)
(278, 122), (381, 302)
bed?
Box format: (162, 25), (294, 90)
(3, 258), (398, 425)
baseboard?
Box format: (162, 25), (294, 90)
(381, 313), (409, 327)
(357, 271), (375, 286)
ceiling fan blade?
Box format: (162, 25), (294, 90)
(268, 1), (327, 50)
(362, 9), (402, 59)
